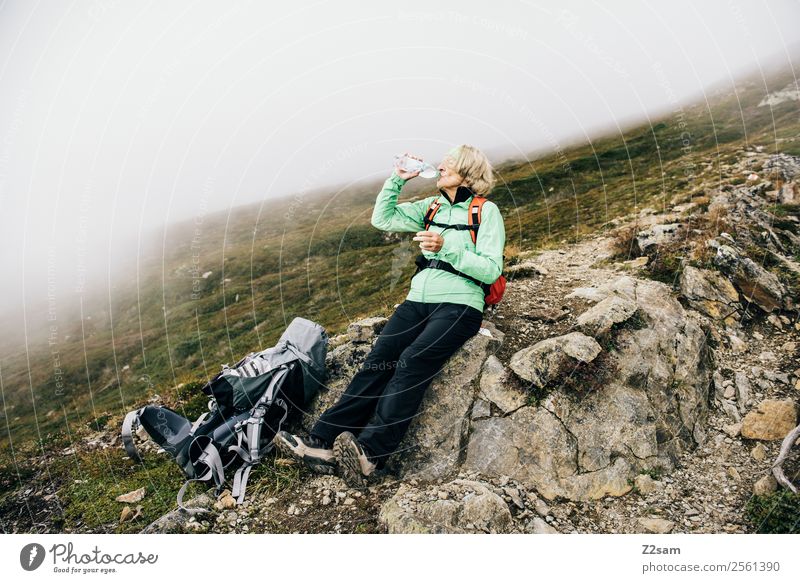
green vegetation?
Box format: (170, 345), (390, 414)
(745, 489), (800, 534)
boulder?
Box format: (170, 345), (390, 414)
(347, 316), (387, 343)
(565, 275), (637, 304)
(762, 152), (800, 182)
(464, 400), (636, 501)
(753, 474), (778, 496)
(576, 295), (639, 337)
(741, 399), (798, 440)
(508, 331), (602, 390)
(634, 223), (682, 255)
(478, 355), (527, 414)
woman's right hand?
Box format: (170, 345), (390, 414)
(394, 152), (422, 180)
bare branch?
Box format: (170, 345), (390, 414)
(772, 423), (800, 494)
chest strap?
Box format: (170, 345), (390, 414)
(413, 254), (490, 293)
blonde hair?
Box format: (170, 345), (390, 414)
(446, 144), (496, 196)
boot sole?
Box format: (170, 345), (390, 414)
(333, 432), (368, 488)
(274, 432), (337, 475)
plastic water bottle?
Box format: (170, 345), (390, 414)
(394, 154), (439, 178)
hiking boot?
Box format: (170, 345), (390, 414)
(273, 431), (337, 475)
(333, 431), (378, 488)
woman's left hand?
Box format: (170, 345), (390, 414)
(413, 231), (444, 252)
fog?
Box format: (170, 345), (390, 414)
(1, 0), (799, 318)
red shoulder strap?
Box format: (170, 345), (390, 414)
(423, 199), (442, 231)
(467, 196), (487, 245)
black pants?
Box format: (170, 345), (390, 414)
(310, 299), (483, 468)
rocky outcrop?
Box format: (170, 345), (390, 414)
(304, 274), (713, 506)
(575, 295), (639, 337)
(463, 275), (712, 502)
(477, 355), (526, 414)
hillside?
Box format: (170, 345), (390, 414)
(1, 63), (799, 533)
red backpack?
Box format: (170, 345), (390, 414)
(414, 196), (507, 305)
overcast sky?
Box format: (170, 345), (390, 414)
(1, 0), (799, 317)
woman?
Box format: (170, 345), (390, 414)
(274, 144), (506, 487)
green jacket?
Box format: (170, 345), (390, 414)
(371, 170), (506, 313)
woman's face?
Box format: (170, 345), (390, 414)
(436, 155), (464, 190)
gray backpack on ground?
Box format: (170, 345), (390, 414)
(121, 317), (328, 513)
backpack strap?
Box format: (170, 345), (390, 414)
(188, 412), (209, 437)
(422, 199), (443, 231)
(423, 196), (483, 238)
(121, 407), (146, 463)
(229, 399), (288, 503)
(176, 441), (227, 515)
(467, 196), (487, 245)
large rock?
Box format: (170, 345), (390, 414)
(464, 403), (635, 501)
(465, 275), (712, 501)
(347, 316), (387, 343)
(762, 152), (800, 182)
(576, 295), (639, 337)
(741, 399), (798, 440)
(378, 479), (513, 533)
(509, 331), (602, 390)
(679, 265), (741, 325)
(565, 275), (638, 304)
